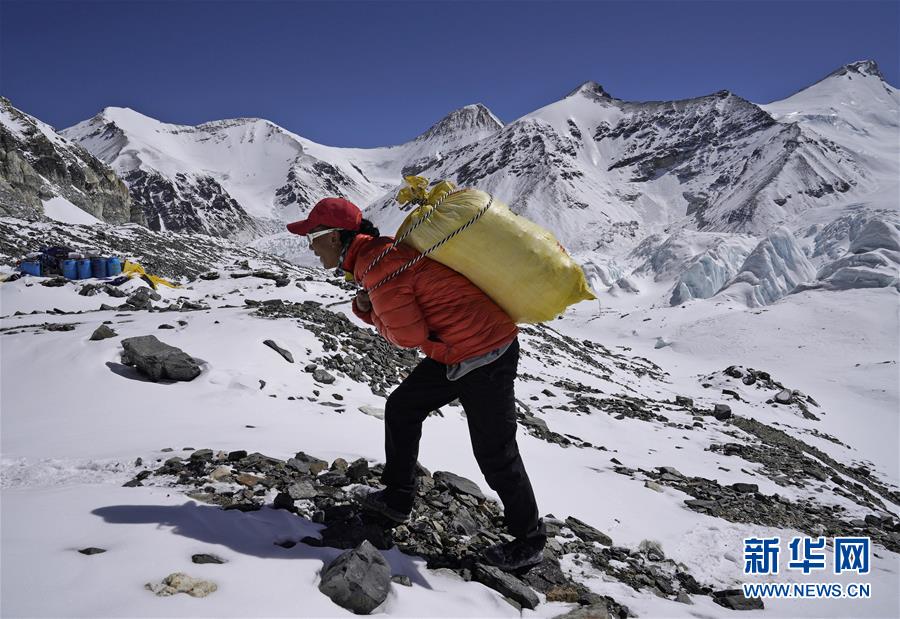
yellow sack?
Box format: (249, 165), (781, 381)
(395, 177), (596, 323)
(122, 260), (179, 289)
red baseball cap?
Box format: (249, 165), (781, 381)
(286, 197), (363, 236)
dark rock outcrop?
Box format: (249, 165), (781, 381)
(120, 335), (201, 381)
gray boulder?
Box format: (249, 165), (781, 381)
(318, 540), (391, 614)
(90, 325), (117, 341)
(121, 335), (201, 381)
(472, 563), (539, 610)
(434, 471), (486, 500)
(713, 403), (732, 420)
(774, 388), (792, 404)
(565, 516), (613, 546)
(313, 368), (336, 384)
(713, 588), (764, 610)
(125, 286), (162, 310)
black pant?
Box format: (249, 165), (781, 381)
(381, 338), (544, 541)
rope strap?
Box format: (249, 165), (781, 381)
(365, 193), (494, 294)
(358, 187), (469, 284)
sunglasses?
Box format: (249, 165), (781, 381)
(306, 228), (340, 243)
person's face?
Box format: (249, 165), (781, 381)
(309, 226), (342, 269)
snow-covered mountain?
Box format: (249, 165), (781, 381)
(60, 103), (503, 241)
(5, 59), (897, 306)
(0, 97), (143, 225)
(367, 63), (893, 253)
(575, 61), (899, 309)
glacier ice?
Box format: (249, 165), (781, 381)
(718, 227), (817, 306)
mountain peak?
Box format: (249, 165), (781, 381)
(566, 81), (613, 100)
(417, 103), (503, 142)
(826, 60), (884, 81)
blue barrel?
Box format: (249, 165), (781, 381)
(91, 257), (107, 278)
(20, 261), (41, 276)
(106, 256), (122, 276)
(78, 259), (92, 279)
(61, 259), (78, 279)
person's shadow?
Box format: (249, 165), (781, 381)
(92, 502), (433, 588)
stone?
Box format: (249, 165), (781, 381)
(41, 276), (68, 287)
(674, 396), (693, 407)
(209, 466), (232, 481)
(313, 368), (336, 384)
(775, 388), (792, 404)
(725, 366), (744, 378)
(318, 471), (349, 487)
(287, 455), (328, 476)
(712, 589), (764, 610)
(644, 481), (663, 492)
(433, 471), (486, 500)
(565, 516), (612, 546)
(520, 415), (549, 432)
(472, 563), (539, 610)
(236, 473), (265, 487)
(89, 325), (117, 341)
(145, 572), (218, 598)
(358, 405), (385, 420)
(391, 575), (412, 587)
(263, 339), (294, 363)
(190, 449), (213, 461)
(125, 287), (161, 310)
(78, 547), (106, 555)
(46, 323), (75, 331)
(684, 499), (718, 510)
(712, 403), (732, 420)
(318, 540), (391, 614)
(731, 483), (759, 494)
(657, 466), (684, 477)
(191, 553), (225, 564)
(287, 481), (317, 500)
(120, 335), (201, 382)
(158, 324), (175, 329)
(638, 539), (665, 561)
(347, 458), (369, 482)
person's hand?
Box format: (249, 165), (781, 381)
(356, 291), (372, 312)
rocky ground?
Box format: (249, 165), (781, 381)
(2, 219), (898, 617)
(121, 446), (767, 616)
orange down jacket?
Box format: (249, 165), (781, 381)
(344, 234), (518, 365)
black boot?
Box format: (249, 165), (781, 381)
(357, 488), (412, 524)
(482, 535), (546, 571)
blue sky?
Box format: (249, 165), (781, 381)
(2, 0), (898, 147)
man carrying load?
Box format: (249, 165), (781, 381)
(287, 195), (548, 571)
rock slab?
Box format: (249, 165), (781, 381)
(472, 563), (539, 610)
(121, 335), (201, 381)
(318, 539), (391, 614)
